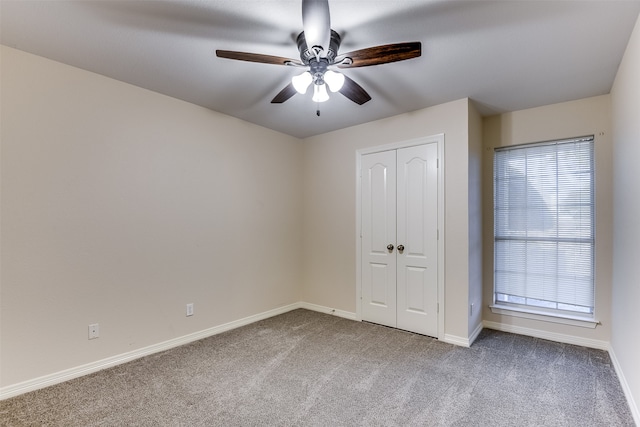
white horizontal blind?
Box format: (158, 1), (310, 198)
(494, 137), (594, 315)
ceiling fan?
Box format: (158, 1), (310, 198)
(216, 0), (421, 111)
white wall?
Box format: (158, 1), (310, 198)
(301, 98), (477, 342)
(0, 46), (303, 388)
(482, 95), (614, 347)
(611, 14), (640, 423)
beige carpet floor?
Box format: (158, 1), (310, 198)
(0, 309), (635, 426)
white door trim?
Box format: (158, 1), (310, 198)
(355, 134), (445, 340)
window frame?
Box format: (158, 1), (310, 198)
(489, 136), (599, 328)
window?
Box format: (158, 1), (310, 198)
(493, 136), (594, 318)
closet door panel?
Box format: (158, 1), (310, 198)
(396, 143), (438, 336)
(361, 150), (397, 328)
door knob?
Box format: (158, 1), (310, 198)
(387, 244), (394, 251)
(397, 245), (405, 252)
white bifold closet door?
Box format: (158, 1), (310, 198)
(361, 143), (438, 337)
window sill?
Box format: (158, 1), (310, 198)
(489, 305), (600, 329)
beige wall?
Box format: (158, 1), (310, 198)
(6, 32), (634, 408)
(301, 98), (476, 342)
(611, 14), (640, 422)
(0, 46), (303, 387)
(468, 101), (483, 336)
(481, 95), (613, 344)
(0, 45), (487, 390)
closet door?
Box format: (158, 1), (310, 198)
(396, 144), (439, 336)
(361, 150), (397, 328)
(360, 142), (439, 337)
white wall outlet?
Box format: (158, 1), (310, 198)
(470, 303), (475, 317)
(186, 303), (194, 317)
(88, 323), (99, 340)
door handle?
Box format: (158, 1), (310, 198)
(387, 244), (394, 251)
(397, 245), (404, 253)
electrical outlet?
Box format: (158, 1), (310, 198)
(88, 323), (99, 340)
(469, 303), (475, 317)
(186, 303), (194, 317)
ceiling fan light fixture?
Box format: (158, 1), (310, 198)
(292, 71), (313, 94)
(323, 70), (344, 92)
(312, 83), (330, 103)
(217, 0), (421, 109)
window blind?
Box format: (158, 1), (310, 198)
(493, 136), (594, 315)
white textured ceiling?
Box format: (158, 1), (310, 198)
(2, 0), (639, 138)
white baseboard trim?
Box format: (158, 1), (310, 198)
(442, 323), (484, 348)
(482, 320), (609, 350)
(609, 346), (640, 426)
(297, 301), (357, 320)
(443, 334), (471, 347)
(0, 302), (301, 400)
(469, 322), (483, 346)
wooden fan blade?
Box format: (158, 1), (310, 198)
(336, 42), (421, 68)
(216, 50), (303, 67)
(271, 83), (298, 103)
(338, 75), (371, 105)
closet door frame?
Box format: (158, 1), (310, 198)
(355, 134), (445, 340)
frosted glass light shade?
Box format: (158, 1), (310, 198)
(292, 71), (313, 94)
(324, 70), (345, 92)
(312, 83), (329, 102)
